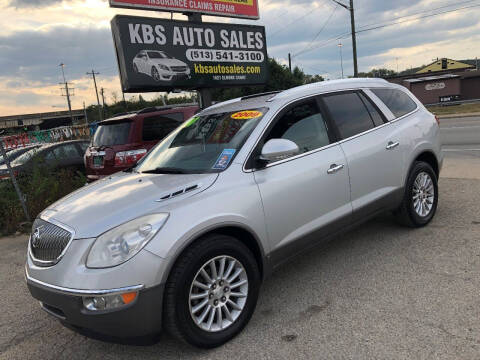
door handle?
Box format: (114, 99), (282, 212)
(327, 164), (344, 174)
(386, 141), (400, 150)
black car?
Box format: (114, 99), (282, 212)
(0, 140), (89, 179)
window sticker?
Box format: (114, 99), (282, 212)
(231, 110), (263, 120)
(184, 116), (200, 128)
(212, 149), (236, 170)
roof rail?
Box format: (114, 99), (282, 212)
(137, 103), (199, 114)
(240, 91), (282, 100)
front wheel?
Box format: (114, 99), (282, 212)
(163, 234), (260, 348)
(151, 66), (161, 81)
(395, 161), (438, 227)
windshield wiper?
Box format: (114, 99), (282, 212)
(141, 167), (190, 174)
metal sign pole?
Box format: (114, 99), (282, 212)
(187, 13), (212, 110)
(0, 138), (30, 222)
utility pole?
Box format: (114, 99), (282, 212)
(83, 101), (88, 125)
(331, 0), (358, 77)
(338, 42), (344, 79)
(86, 69), (103, 121)
(100, 88), (106, 119)
(288, 53), (292, 73)
(59, 63), (75, 124)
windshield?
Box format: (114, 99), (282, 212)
(136, 108), (268, 174)
(92, 121), (131, 147)
(148, 51), (171, 59)
(0, 147), (29, 165)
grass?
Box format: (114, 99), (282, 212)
(427, 102), (480, 116)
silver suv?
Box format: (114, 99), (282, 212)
(26, 79), (443, 348)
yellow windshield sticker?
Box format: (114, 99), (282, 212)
(231, 110), (263, 120)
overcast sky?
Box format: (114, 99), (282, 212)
(0, 0), (479, 115)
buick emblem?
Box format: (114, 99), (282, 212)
(32, 226), (43, 248)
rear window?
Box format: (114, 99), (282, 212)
(142, 113), (184, 142)
(371, 88), (417, 118)
(92, 121), (131, 146)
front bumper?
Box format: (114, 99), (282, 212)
(27, 277), (164, 338)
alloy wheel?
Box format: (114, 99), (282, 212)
(412, 171), (435, 217)
(189, 255), (248, 333)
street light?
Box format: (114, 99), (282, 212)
(338, 42), (344, 79)
(331, 0), (358, 77)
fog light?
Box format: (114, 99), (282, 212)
(83, 291), (138, 311)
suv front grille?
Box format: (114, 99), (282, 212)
(29, 218), (73, 266)
(171, 66), (187, 72)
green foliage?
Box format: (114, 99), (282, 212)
(0, 163), (86, 235)
(86, 93), (198, 123)
(357, 68), (397, 78)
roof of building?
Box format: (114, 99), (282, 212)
(416, 58), (474, 74)
(404, 73), (460, 83)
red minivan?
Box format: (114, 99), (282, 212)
(85, 104), (199, 182)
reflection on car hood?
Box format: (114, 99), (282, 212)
(41, 172), (219, 238)
(152, 58), (187, 67)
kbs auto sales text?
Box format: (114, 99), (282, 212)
(128, 23), (264, 50)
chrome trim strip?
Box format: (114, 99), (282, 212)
(28, 216), (76, 267)
(25, 269), (144, 296)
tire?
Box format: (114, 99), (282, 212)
(151, 67), (160, 82)
(395, 161), (438, 227)
(163, 234), (261, 348)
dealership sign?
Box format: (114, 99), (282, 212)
(111, 15), (268, 92)
(109, 0), (259, 19)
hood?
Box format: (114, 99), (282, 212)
(152, 58), (187, 67)
(41, 172), (218, 238)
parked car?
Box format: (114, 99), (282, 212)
(84, 104), (199, 182)
(0, 140), (89, 179)
(26, 79), (443, 348)
(0, 144), (41, 167)
(133, 50), (191, 82)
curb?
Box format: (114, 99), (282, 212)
(436, 112), (480, 119)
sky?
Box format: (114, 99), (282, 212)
(0, 0), (480, 116)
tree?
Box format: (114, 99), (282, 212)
(357, 68), (396, 78)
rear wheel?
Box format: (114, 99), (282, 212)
(395, 161), (438, 227)
(164, 234), (260, 348)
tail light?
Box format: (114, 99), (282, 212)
(434, 115), (440, 125)
(114, 149), (147, 167)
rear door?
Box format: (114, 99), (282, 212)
(251, 97), (352, 266)
(321, 90), (404, 221)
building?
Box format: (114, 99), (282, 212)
(388, 68), (480, 105)
(0, 109), (85, 131)
(416, 58), (474, 74)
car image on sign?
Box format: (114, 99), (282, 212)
(133, 50), (191, 82)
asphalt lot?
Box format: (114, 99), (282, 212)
(1, 117), (479, 359)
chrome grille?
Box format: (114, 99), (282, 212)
(171, 66), (187, 72)
(30, 218), (73, 266)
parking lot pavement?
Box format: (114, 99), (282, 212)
(1, 176), (480, 359)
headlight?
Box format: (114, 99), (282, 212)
(158, 64), (169, 71)
(86, 213), (169, 268)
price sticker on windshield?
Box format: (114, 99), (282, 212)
(213, 149), (236, 170)
(231, 111), (263, 120)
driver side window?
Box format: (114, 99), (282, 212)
(265, 99), (331, 154)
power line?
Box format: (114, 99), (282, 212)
(294, 6), (338, 57)
(356, 3), (480, 34)
(268, 3), (327, 38)
(355, 0), (480, 31)
(294, 2), (480, 58)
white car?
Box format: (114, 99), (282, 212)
(133, 50), (191, 82)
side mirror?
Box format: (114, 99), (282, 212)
(259, 139), (300, 163)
